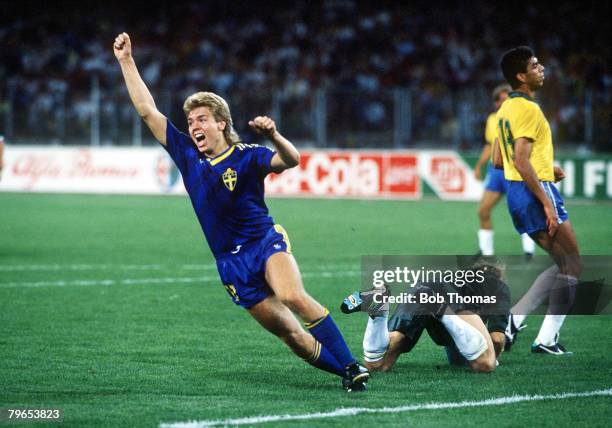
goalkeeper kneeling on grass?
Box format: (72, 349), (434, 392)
(341, 261), (510, 373)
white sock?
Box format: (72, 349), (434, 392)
(478, 229), (494, 256)
(535, 314), (567, 346)
(521, 233), (536, 254)
(363, 315), (389, 362)
(512, 313), (527, 328)
(440, 314), (487, 361)
(512, 265), (559, 317)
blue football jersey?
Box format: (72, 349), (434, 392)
(164, 120), (276, 257)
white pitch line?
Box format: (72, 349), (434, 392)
(0, 263), (360, 272)
(0, 271), (361, 288)
(160, 388), (612, 428)
(0, 264), (217, 272)
(0, 276), (215, 288)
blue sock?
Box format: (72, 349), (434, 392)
(306, 310), (355, 368)
(305, 340), (345, 377)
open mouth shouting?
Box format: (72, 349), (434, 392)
(193, 132), (206, 150)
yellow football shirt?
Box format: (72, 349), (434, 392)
(484, 112), (497, 146)
(495, 92), (554, 181)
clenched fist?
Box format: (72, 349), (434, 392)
(249, 116), (277, 139)
(113, 32), (132, 61)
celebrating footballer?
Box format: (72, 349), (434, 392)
(113, 32), (369, 391)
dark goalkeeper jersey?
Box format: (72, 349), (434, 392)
(164, 120), (276, 258)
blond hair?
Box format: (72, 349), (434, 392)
(183, 91), (241, 145)
(492, 84), (512, 102)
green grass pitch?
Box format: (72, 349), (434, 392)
(1, 193), (611, 427)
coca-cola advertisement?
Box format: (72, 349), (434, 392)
(1, 147), (484, 200)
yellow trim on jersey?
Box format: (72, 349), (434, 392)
(274, 224), (292, 254)
(304, 309), (330, 329)
(495, 92), (554, 181)
(208, 145), (235, 166)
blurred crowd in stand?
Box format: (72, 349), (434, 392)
(1, 0), (609, 149)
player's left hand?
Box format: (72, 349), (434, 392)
(553, 165), (565, 182)
(249, 116), (277, 139)
(543, 202), (559, 237)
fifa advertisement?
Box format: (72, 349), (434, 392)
(2, 147), (611, 200)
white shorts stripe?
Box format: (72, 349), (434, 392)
(541, 181), (564, 224)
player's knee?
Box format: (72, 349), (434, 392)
(470, 347), (496, 373)
(471, 357), (496, 373)
(277, 289), (308, 312)
(279, 328), (307, 348)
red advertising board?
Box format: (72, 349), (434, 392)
(430, 156), (466, 194)
(265, 151), (420, 199)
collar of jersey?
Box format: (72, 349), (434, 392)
(206, 145), (235, 166)
(509, 91), (535, 102)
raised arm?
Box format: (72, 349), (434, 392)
(113, 33), (167, 145)
(249, 116), (300, 173)
(513, 138), (557, 236)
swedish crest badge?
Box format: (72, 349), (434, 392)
(222, 168), (237, 191)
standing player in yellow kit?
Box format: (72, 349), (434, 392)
(495, 46), (580, 355)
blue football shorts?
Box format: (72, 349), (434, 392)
(483, 164), (508, 194)
(507, 181), (569, 235)
(215, 225), (291, 309)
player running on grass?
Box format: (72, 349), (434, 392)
(474, 84), (536, 258)
(113, 32), (368, 391)
(494, 46), (581, 355)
